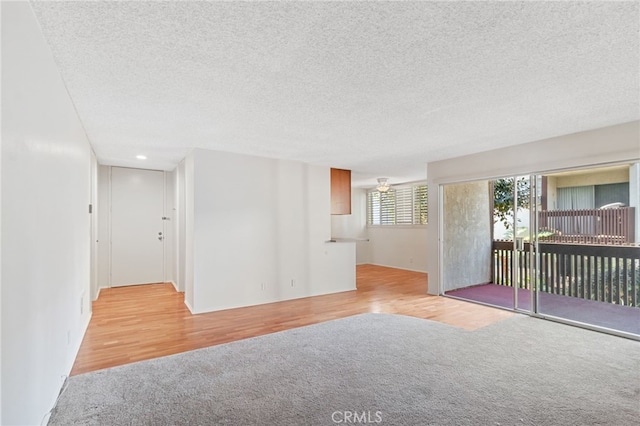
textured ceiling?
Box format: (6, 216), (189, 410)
(31, 1), (639, 187)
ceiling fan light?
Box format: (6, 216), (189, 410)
(376, 178), (390, 192)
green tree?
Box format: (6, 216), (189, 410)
(493, 177), (530, 230)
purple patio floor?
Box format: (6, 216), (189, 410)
(446, 284), (640, 336)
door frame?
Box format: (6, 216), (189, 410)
(90, 151), (99, 301)
(512, 174), (536, 314)
(437, 175), (538, 312)
(108, 166), (167, 287)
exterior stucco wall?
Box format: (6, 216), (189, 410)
(555, 167), (629, 188)
(442, 181), (492, 291)
(546, 176), (559, 210)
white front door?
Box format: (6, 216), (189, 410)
(110, 167), (165, 287)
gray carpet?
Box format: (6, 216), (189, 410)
(49, 314), (639, 425)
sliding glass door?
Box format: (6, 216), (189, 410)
(442, 163), (639, 338)
(535, 166), (639, 336)
(443, 176), (535, 312)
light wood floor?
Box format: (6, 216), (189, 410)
(71, 264), (513, 375)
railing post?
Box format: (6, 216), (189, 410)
(626, 207), (635, 244)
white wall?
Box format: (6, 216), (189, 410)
(301, 165), (356, 297)
(367, 227), (428, 272)
(427, 121), (640, 295)
(331, 186), (429, 273)
(331, 188), (370, 264)
(365, 183), (429, 273)
(184, 148), (355, 314)
(1, 3), (93, 424)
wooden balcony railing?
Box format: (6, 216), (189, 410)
(492, 240), (640, 307)
(538, 207), (635, 245)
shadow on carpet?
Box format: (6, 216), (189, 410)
(49, 314), (640, 425)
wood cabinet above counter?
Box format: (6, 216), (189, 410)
(331, 168), (351, 215)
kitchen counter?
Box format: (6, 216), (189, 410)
(326, 237), (369, 243)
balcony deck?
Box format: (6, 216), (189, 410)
(446, 283), (640, 335)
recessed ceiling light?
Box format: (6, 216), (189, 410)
(136, 155), (147, 160)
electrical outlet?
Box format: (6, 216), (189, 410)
(261, 282), (265, 291)
(291, 279), (295, 287)
(80, 295), (84, 314)
(409, 257), (413, 264)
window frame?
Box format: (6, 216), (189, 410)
(366, 182), (428, 227)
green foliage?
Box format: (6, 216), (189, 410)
(494, 177), (530, 230)
(414, 185), (428, 224)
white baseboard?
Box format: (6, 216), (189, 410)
(73, 311), (92, 365)
(44, 310), (93, 426)
(368, 262), (427, 274)
(189, 286), (357, 315)
(184, 298), (194, 313)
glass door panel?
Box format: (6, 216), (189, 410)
(535, 166), (640, 336)
(514, 175), (535, 312)
(442, 175), (537, 312)
(442, 164), (639, 338)
(490, 175), (535, 311)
